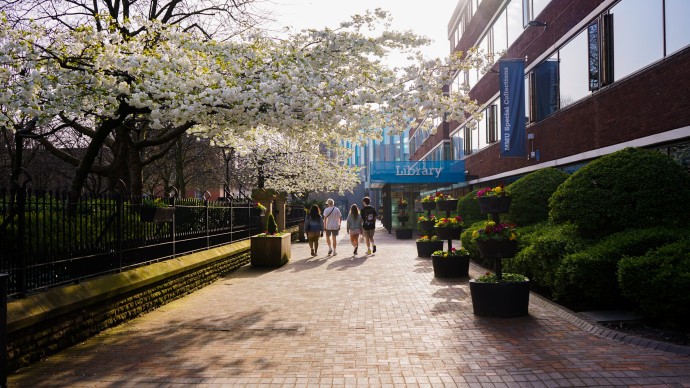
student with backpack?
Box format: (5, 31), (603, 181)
(360, 196), (378, 254)
(304, 204), (324, 256)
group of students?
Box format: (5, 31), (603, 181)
(304, 196), (378, 256)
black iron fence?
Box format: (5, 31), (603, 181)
(0, 188), (285, 297)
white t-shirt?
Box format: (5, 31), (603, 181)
(322, 206), (342, 230)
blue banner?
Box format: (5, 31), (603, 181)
(534, 59), (559, 121)
(499, 59), (526, 157)
(370, 160), (465, 184)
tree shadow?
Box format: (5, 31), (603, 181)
(414, 257), (433, 273)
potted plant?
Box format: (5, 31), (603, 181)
(250, 213), (291, 267)
(470, 272), (530, 317)
(470, 221), (529, 317)
(397, 213), (410, 223)
(421, 194), (437, 211)
(397, 198), (408, 210)
(416, 235), (444, 257)
(431, 247), (470, 278)
(253, 202), (267, 216)
(433, 215), (464, 241)
(435, 192), (458, 212)
(471, 221), (518, 259)
(476, 185), (511, 214)
(140, 197), (175, 222)
(417, 215), (437, 233)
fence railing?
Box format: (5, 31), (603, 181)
(0, 188), (271, 298)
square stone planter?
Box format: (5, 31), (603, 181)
(250, 233), (291, 267)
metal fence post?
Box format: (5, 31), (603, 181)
(1, 273), (8, 388)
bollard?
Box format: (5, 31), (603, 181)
(0, 273), (7, 388)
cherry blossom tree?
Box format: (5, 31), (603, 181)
(0, 9), (487, 196)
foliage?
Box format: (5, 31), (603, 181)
(398, 198), (408, 205)
(476, 185), (509, 198)
(456, 189), (484, 224)
(504, 222), (583, 298)
(432, 247), (469, 258)
(417, 235), (439, 242)
(460, 221), (487, 265)
(471, 221), (518, 242)
(417, 214), (437, 223)
(618, 239), (690, 329)
(142, 197), (169, 208)
(506, 168), (569, 226)
(266, 213), (278, 234)
(421, 193), (438, 203)
(549, 147), (690, 238)
(254, 202), (267, 212)
(476, 272), (528, 283)
(434, 193), (454, 202)
(553, 226), (690, 310)
(0, 12), (489, 195)
(434, 216), (463, 229)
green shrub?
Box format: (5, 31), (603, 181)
(618, 239), (690, 329)
(553, 226), (690, 310)
(460, 220), (488, 267)
(549, 147), (690, 238)
(266, 213), (278, 234)
(506, 168), (569, 226)
(504, 222), (582, 298)
(456, 189), (484, 225)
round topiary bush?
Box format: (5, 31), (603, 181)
(507, 168), (569, 226)
(456, 189), (484, 224)
(549, 147), (690, 238)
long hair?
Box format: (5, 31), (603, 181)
(309, 204), (322, 221)
(349, 204), (360, 217)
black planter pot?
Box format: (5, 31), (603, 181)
(397, 215), (410, 223)
(421, 202), (436, 211)
(140, 206), (176, 222)
(469, 279), (530, 317)
(477, 196), (512, 214)
(475, 239), (518, 259)
(416, 241), (444, 257)
(436, 199), (459, 212)
(435, 227), (462, 241)
(395, 229), (414, 239)
(418, 220), (436, 232)
(431, 254), (470, 278)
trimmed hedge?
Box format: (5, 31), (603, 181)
(504, 222), (582, 298)
(456, 189), (484, 225)
(506, 168), (569, 226)
(549, 147), (690, 238)
(553, 226), (690, 310)
(618, 239), (690, 329)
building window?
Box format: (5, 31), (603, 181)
(463, 126), (473, 155)
(558, 30), (589, 108)
(523, 0), (551, 26)
(486, 104), (498, 143)
(666, 0), (690, 55)
(610, 0), (664, 81)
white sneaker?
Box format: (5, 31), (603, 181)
(332, 250), (337, 255)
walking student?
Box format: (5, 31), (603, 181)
(360, 196), (378, 254)
(304, 204), (324, 256)
(323, 198), (342, 255)
(346, 204), (363, 255)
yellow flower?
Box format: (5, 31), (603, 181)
(509, 232), (516, 241)
(494, 186), (503, 194)
(472, 230), (479, 238)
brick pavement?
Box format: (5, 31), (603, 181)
(8, 222), (690, 387)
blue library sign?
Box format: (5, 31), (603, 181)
(370, 160), (466, 184)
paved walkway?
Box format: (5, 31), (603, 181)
(9, 223), (690, 387)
